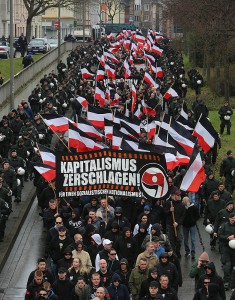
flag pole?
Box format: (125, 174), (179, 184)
(155, 60), (157, 82)
(152, 107), (165, 145)
(170, 200), (177, 237)
(192, 113), (202, 137)
(167, 116), (172, 146)
(48, 181), (59, 214)
(50, 184), (73, 212)
(104, 124), (107, 146)
(35, 142), (42, 159)
(125, 100), (129, 117)
(146, 115), (149, 141)
(94, 61), (101, 105)
(105, 194), (109, 226)
(131, 83), (136, 118)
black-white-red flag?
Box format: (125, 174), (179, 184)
(31, 162), (56, 182)
(180, 145), (206, 192)
(77, 116), (103, 141)
(40, 114), (68, 133)
(38, 144), (56, 168)
(192, 115), (218, 153)
(87, 105), (113, 129)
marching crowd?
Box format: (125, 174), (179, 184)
(0, 29), (234, 300)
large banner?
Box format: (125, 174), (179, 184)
(56, 150), (170, 200)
